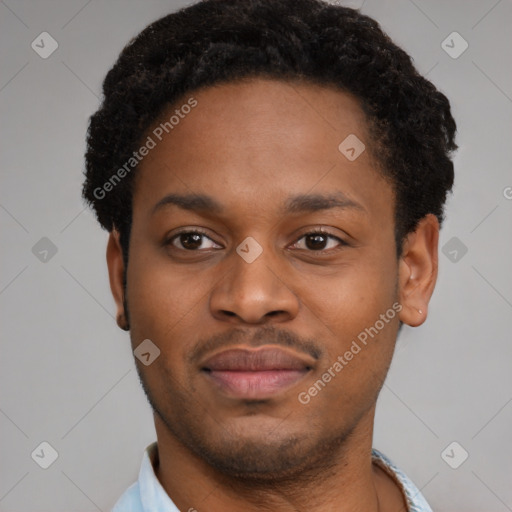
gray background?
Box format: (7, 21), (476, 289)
(1, 0), (511, 510)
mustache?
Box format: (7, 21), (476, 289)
(188, 325), (323, 365)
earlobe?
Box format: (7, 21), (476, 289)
(106, 230), (129, 331)
(398, 214), (439, 327)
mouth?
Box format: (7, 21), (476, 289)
(200, 347), (315, 400)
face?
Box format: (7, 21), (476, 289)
(107, 78), (438, 480)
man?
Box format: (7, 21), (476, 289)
(82, 0), (457, 510)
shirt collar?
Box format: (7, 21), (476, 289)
(371, 448), (433, 512)
(139, 442), (179, 512)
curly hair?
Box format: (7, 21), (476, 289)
(82, 0), (457, 264)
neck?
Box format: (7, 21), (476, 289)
(151, 406), (406, 512)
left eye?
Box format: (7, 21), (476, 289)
(291, 231), (345, 251)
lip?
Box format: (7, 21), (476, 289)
(201, 347), (315, 400)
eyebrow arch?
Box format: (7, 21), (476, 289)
(151, 191), (366, 216)
(151, 193), (224, 216)
(282, 192), (366, 215)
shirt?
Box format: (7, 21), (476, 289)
(111, 442), (433, 512)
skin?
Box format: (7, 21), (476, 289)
(106, 78), (439, 511)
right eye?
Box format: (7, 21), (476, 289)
(165, 229), (222, 251)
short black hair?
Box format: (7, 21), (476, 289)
(82, 0), (457, 264)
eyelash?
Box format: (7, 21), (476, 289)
(165, 228), (348, 254)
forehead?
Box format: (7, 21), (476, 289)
(133, 78), (392, 223)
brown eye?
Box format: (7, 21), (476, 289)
(305, 233), (329, 250)
(292, 230), (346, 252)
(167, 230), (220, 251)
(178, 232), (203, 250)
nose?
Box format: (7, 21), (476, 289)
(209, 244), (300, 325)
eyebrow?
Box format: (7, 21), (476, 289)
(151, 192), (366, 216)
(283, 192), (366, 214)
(151, 193), (223, 216)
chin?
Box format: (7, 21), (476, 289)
(179, 417), (348, 483)
(197, 436), (314, 480)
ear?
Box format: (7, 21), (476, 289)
(106, 229), (129, 331)
(398, 214), (439, 327)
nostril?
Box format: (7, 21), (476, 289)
(266, 310), (285, 318)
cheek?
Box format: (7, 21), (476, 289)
(298, 290), (399, 424)
(298, 252), (399, 396)
(126, 260), (211, 391)
(305, 260), (398, 341)
(125, 248), (211, 347)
